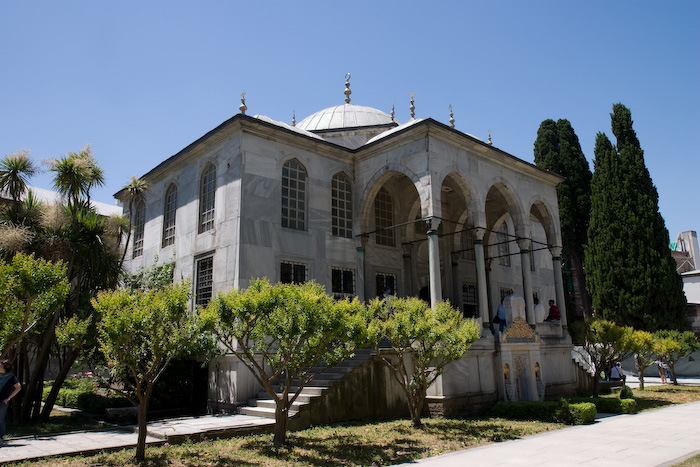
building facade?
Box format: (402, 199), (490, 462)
(119, 83), (576, 415)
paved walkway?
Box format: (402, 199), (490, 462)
(394, 401), (700, 467)
(0, 414), (274, 464)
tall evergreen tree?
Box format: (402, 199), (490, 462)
(534, 119), (592, 318)
(586, 104), (685, 331)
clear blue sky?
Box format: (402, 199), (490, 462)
(1, 1), (698, 243)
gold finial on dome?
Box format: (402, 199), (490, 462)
(344, 73), (352, 104)
(239, 91), (247, 115)
(292, 110), (296, 127)
(488, 129), (492, 145)
(391, 102), (395, 122)
(449, 105), (455, 129)
(410, 91), (415, 120)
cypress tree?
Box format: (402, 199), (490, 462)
(534, 119), (592, 318)
(586, 104), (685, 331)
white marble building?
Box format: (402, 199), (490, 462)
(119, 80), (576, 415)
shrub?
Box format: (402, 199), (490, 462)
(555, 399), (596, 425)
(491, 400), (596, 425)
(571, 402), (597, 424)
(490, 401), (559, 423)
(571, 396), (637, 414)
(619, 385), (634, 400)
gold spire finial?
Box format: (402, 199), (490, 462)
(292, 110), (296, 127)
(239, 91), (247, 115)
(449, 105), (455, 129)
(391, 102), (395, 122)
(410, 91), (415, 120)
(488, 129), (492, 145)
(344, 73), (352, 104)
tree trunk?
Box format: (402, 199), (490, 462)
(135, 389), (151, 462)
(571, 253), (592, 319)
(20, 311), (59, 424)
(273, 402), (289, 446)
(40, 347), (79, 421)
(669, 363), (678, 386)
(592, 375), (600, 398)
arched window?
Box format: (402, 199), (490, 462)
(282, 159), (306, 230)
(132, 199), (145, 258)
(374, 187), (394, 246)
(496, 222), (511, 267)
(199, 164), (216, 233)
(162, 184), (177, 247)
(331, 173), (352, 238)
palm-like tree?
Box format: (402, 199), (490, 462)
(118, 175), (149, 268)
(48, 145), (104, 209)
(0, 150), (37, 204)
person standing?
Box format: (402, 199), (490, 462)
(0, 359), (21, 444)
(496, 300), (507, 333)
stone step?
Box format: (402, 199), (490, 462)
(238, 405), (298, 419)
(249, 399), (307, 411)
(272, 385), (328, 397)
(257, 391), (318, 403)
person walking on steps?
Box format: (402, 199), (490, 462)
(0, 359), (21, 445)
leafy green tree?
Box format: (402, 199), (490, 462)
(627, 330), (655, 390)
(369, 297), (480, 427)
(0, 253), (69, 359)
(586, 104), (685, 331)
(534, 119), (592, 319)
(93, 281), (209, 461)
(205, 279), (371, 445)
(654, 330), (699, 385)
(582, 320), (634, 397)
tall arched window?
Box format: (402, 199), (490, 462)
(331, 172), (352, 238)
(132, 199), (145, 258)
(496, 222), (511, 267)
(374, 187), (394, 246)
(282, 159), (306, 230)
(162, 184), (177, 247)
(199, 164), (216, 233)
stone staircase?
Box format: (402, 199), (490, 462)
(237, 348), (375, 421)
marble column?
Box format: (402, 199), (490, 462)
(518, 238), (535, 326)
(356, 237), (367, 302)
(473, 227), (489, 327)
(402, 244), (413, 298)
(427, 217), (443, 306)
(451, 252), (461, 312)
(549, 246), (568, 327)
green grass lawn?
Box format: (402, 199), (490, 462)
(6, 384), (700, 467)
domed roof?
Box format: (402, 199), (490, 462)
(296, 104), (395, 132)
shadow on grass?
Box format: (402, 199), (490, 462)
(241, 430), (425, 466)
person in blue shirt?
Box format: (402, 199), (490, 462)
(0, 359), (21, 445)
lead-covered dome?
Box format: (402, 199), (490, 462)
(296, 104), (395, 132)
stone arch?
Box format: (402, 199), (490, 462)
(437, 171), (481, 253)
(528, 197), (560, 250)
(484, 179), (526, 238)
(358, 165), (425, 237)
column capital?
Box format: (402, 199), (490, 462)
(517, 238), (532, 251)
(426, 217), (441, 235)
(473, 226), (486, 241)
(549, 245), (562, 258)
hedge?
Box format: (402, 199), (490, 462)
(570, 397), (637, 414)
(490, 400), (596, 425)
